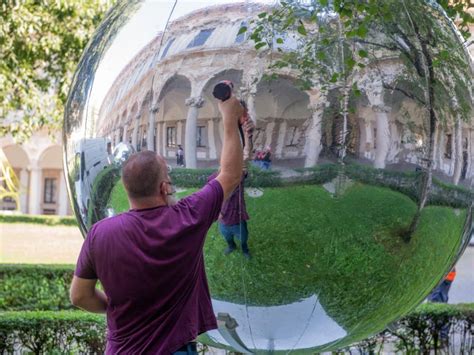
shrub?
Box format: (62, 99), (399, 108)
(170, 168), (217, 188)
(339, 303), (474, 354)
(0, 264), (74, 311)
(0, 311), (106, 354)
(0, 214), (77, 226)
(0, 305), (472, 353)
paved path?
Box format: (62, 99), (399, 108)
(449, 246), (474, 304)
(1, 223), (83, 264)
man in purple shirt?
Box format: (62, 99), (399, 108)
(70, 96), (246, 354)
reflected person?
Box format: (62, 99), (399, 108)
(219, 169), (251, 259)
(216, 102), (254, 260)
(69, 97), (245, 354)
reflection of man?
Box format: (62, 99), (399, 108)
(219, 170), (251, 259)
(218, 101), (254, 260)
(69, 97), (245, 354)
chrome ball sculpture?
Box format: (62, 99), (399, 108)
(64, 0), (473, 352)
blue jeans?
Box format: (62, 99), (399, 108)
(219, 221), (249, 253)
(173, 342), (198, 355)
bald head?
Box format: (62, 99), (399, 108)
(122, 151), (166, 199)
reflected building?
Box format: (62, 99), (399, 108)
(97, 3), (474, 185)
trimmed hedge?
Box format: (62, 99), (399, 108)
(0, 311), (106, 354)
(0, 305), (472, 353)
(341, 303), (474, 354)
(0, 264), (75, 311)
(0, 214), (77, 226)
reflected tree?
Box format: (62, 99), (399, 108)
(245, 0), (473, 241)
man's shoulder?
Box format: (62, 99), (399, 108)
(90, 213), (127, 236)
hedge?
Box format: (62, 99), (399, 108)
(0, 214), (77, 226)
(0, 264), (75, 311)
(340, 303), (474, 354)
(1, 305), (473, 353)
(0, 311), (106, 354)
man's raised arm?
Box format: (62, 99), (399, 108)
(216, 96), (244, 201)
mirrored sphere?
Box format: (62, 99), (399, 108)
(64, 0), (473, 352)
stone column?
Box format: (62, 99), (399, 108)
(184, 96), (204, 168)
(132, 113), (141, 150)
(367, 84), (391, 169)
(148, 104), (159, 151)
(161, 122), (167, 157)
(452, 120), (463, 184)
(304, 91), (325, 168)
(58, 174), (69, 216)
(276, 119), (287, 158)
(28, 165), (41, 215)
(208, 118), (217, 160)
(177, 121), (184, 146)
(123, 123), (129, 144)
(19, 168), (29, 214)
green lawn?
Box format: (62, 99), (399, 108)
(108, 180), (466, 351)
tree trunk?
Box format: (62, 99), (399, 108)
(453, 116), (463, 185)
(403, 23), (437, 242)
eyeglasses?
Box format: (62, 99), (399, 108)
(161, 180), (176, 195)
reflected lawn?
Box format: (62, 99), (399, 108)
(108, 182), (465, 347)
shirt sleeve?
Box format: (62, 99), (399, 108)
(183, 178), (224, 225)
(74, 226), (98, 279)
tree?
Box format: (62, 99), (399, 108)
(0, 0), (114, 141)
(245, 0), (473, 241)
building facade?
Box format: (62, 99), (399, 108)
(98, 3), (474, 183)
(2, 3), (473, 216)
(0, 131), (72, 215)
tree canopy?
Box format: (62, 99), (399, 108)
(0, 0), (113, 140)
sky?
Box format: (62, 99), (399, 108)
(89, 0), (277, 112)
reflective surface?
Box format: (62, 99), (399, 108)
(64, 0), (473, 352)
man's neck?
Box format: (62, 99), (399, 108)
(129, 196), (167, 210)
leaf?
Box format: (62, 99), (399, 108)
(255, 42), (267, 50)
(356, 25), (368, 38)
(258, 12), (267, 18)
(297, 22), (307, 36)
(330, 73), (339, 83)
(358, 49), (368, 58)
(237, 26), (247, 35)
(276, 37), (284, 44)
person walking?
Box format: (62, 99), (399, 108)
(176, 145), (184, 167)
(70, 96), (246, 354)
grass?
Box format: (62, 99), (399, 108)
(107, 180), (466, 351)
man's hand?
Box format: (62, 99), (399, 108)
(218, 96), (244, 125)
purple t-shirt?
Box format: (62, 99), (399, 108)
(74, 179), (223, 354)
(208, 172), (249, 226)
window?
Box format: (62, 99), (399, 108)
(43, 178), (57, 204)
(445, 134), (452, 159)
(187, 29), (214, 48)
(167, 127), (177, 147)
(235, 22), (247, 43)
(197, 126), (207, 147)
(160, 38), (175, 59)
(285, 126), (300, 147)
